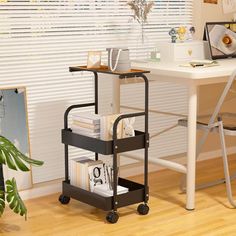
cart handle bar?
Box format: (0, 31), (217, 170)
(64, 103), (95, 129)
(112, 112), (146, 140)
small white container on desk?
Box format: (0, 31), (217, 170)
(157, 41), (211, 63)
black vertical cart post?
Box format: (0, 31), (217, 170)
(59, 66), (150, 223)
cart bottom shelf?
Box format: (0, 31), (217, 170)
(61, 178), (148, 211)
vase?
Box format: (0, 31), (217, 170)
(134, 22), (150, 61)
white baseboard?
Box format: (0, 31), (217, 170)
(20, 179), (62, 201)
(19, 146), (236, 200)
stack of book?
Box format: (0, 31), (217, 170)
(70, 157), (129, 196)
(71, 113), (101, 138)
(70, 157), (105, 191)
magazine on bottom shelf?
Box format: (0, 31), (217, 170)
(93, 184), (129, 197)
(89, 163), (128, 197)
(88, 162), (107, 192)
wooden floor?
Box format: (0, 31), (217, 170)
(1, 156), (236, 236)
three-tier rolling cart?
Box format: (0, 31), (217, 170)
(59, 65), (150, 223)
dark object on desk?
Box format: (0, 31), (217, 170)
(189, 60), (218, 68)
(205, 21), (236, 60)
(191, 63), (204, 67)
(169, 28), (177, 43)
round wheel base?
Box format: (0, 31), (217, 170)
(106, 211), (119, 224)
(59, 194), (70, 205)
(137, 203), (149, 215)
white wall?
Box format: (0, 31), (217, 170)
(193, 0), (234, 39)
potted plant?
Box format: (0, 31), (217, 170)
(0, 136), (43, 219)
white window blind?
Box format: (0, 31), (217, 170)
(0, 0), (193, 184)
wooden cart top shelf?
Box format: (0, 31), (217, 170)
(69, 65), (150, 78)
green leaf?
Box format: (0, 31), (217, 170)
(5, 178), (27, 219)
(17, 153), (44, 167)
(5, 179), (11, 185)
(9, 149), (29, 171)
(0, 136), (44, 171)
(3, 149), (17, 171)
(0, 190), (5, 216)
(0, 150), (5, 165)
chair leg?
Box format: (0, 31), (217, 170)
(180, 123), (236, 198)
(218, 121), (236, 208)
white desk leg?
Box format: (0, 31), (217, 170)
(112, 77), (120, 113)
(186, 84), (197, 210)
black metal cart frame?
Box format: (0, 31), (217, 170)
(59, 67), (150, 223)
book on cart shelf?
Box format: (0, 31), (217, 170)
(71, 113), (124, 141)
(71, 112), (135, 141)
(88, 162), (107, 192)
(71, 123), (100, 133)
(71, 112), (101, 138)
(72, 120), (100, 130)
(72, 112), (101, 125)
(71, 125), (100, 138)
(70, 157), (103, 191)
(100, 114), (123, 141)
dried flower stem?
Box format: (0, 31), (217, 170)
(127, 0), (154, 24)
(127, 0), (154, 44)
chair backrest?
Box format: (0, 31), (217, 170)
(207, 69), (236, 127)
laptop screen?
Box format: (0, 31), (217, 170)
(205, 22), (236, 59)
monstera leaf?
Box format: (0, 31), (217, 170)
(0, 190), (5, 216)
(5, 178), (27, 219)
(0, 136), (43, 171)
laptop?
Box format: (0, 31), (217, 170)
(205, 22), (236, 60)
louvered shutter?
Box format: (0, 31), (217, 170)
(0, 0), (193, 183)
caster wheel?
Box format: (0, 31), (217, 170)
(59, 194), (70, 205)
(106, 211), (119, 224)
(137, 204), (149, 215)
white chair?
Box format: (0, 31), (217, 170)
(178, 69), (236, 207)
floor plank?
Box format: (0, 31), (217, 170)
(1, 156), (236, 236)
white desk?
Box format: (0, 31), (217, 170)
(132, 58), (236, 210)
